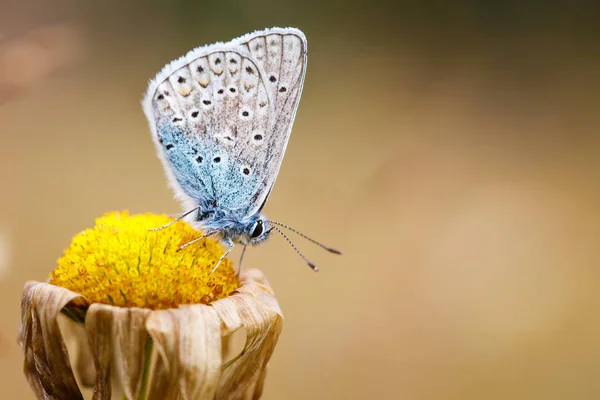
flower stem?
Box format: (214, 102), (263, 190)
(138, 337), (153, 400)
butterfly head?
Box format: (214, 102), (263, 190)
(239, 215), (272, 246)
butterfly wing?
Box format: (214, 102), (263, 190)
(143, 27), (307, 221)
(232, 28), (308, 215)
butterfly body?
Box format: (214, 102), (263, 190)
(156, 121), (271, 245)
(143, 27), (306, 250)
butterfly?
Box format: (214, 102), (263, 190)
(142, 27), (340, 273)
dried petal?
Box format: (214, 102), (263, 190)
(114, 307), (152, 400)
(211, 269), (283, 400)
(146, 306), (222, 400)
(20, 281), (88, 400)
(81, 304), (153, 400)
(85, 304), (114, 400)
(67, 318), (96, 387)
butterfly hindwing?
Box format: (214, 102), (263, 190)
(143, 28), (307, 221)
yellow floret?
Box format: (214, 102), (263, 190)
(50, 211), (238, 309)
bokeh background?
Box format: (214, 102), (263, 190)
(1, 0), (600, 398)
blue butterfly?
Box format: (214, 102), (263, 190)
(142, 27), (340, 272)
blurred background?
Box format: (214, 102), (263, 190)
(1, 0), (600, 398)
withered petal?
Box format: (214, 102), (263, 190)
(145, 306), (223, 400)
(20, 281), (89, 400)
(114, 307), (152, 400)
(84, 304), (152, 400)
(251, 365), (268, 400)
(85, 304), (114, 400)
(210, 269), (283, 400)
(70, 318), (96, 387)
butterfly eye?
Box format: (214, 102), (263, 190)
(250, 220), (264, 238)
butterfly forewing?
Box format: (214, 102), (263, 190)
(143, 28), (307, 222)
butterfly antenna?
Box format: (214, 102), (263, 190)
(149, 207), (199, 232)
(269, 224), (319, 272)
(267, 220), (342, 255)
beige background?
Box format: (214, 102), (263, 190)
(1, 1), (600, 399)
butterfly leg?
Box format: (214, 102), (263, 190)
(149, 207), (200, 232)
(211, 238), (234, 274)
(237, 244), (248, 277)
(177, 230), (218, 251)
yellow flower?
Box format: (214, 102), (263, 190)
(50, 211), (238, 309)
(19, 211), (283, 400)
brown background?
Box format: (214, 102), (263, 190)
(1, 1), (600, 399)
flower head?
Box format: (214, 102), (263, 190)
(19, 211), (283, 400)
(50, 211), (238, 309)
